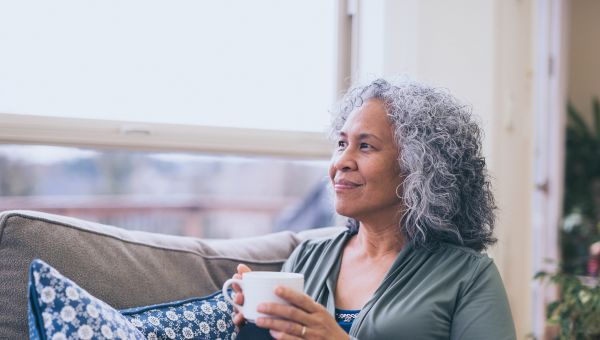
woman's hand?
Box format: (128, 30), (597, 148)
(255, 286), (349, 340)
(231, 264), (252, 327)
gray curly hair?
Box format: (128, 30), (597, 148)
(331, 78), (496, 252)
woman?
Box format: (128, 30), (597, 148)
(232, 79), (516, 339)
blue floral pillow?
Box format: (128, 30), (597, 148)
(28, 259), (237, 340)
(28, 259), (145, 340)
(120, 292), (237, 340)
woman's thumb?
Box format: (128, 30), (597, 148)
(237, 263), (252, 274)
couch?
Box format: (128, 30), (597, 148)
(0, 210), (343, 339)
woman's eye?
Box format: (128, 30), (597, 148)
(360, 143), (372, 150)
(337, 141), (347, 150)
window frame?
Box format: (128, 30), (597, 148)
(0, 112), (332, 158)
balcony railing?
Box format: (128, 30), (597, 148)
(0, 194), (298, 238)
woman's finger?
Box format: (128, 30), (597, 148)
(233, 312), (246, 327)
(230, 264), (252, 328)
(257, 303), (309, 324)
(269, 330), (303, 340)
(237, 263), (252, 274)
(274, 286), (321, 313)
(257, 317), (305, 337)
(233, 264), (251, 293)
(232, 277), (242, 293)
(234, 291), (244, 305)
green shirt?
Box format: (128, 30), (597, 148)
(281, 229), (516, 340)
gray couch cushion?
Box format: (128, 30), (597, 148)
(0, 210), (343, 339)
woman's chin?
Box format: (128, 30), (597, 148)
(334, 205), (358, 219)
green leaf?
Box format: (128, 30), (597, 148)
(594, 97), (600, 140)
(568, 101), (592, 139)
(547, 301), (561, 320)
(560, 317), (571, 338)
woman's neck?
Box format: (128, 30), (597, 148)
(351, 221), (405, 258)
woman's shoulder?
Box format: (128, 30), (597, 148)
(406, 243), (505, 304)
(297, 228), (349, 251)
(416, 242), (496, 276)
(281, 229), (349, 272)
(433, 242), (490, 258)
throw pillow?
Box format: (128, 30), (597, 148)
(120, 292), (237, 340)
(28, 259), (145, 340)
(28, 259), (237, 340)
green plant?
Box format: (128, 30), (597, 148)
(533, 99), (600, 339)
(536, 271), (600, 339)
(562, 99), (600, 274)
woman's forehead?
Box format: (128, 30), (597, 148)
(341, 100), (392, 135)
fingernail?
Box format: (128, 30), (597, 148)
(257, 304), (267, 312)
(275, 286), (283, 295)
(256, 318), (265, 326)
(270, 330), (280, 338)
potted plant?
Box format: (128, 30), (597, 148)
(535, 271), (600, 339)
(535, 99), (600, 339)
(562, 98), (600, 275)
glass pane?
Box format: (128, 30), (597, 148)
(0, 1), (337, 132)
(0, 145), (336, 238)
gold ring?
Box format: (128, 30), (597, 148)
(301, 325), (306, 337)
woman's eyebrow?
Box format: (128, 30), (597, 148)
(358, 133), (382, 142)
(338, 131), (382, 142)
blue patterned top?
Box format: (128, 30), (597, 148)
(335, 308), (360, 333)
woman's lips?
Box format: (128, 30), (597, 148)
(334, 179), (362, 191)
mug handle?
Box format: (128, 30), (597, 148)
(222, 278), (244, 311)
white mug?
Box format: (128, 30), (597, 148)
(222, 271), (304, 322)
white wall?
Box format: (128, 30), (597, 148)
(491, 2), (535, 338)
(355, 0), (497, 161)
(355, 0), (536, 337)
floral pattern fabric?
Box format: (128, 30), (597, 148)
(120, 292), (237, 340)
(28, 259), (237, 340)
(28, 259), (145, 340)
(335, 310), (360, 323)
(334, 308), (360, 334)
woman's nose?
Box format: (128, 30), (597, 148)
(332, 149), (357, 172)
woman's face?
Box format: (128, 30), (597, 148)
(329, 99), (404, 224)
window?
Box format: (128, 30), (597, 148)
(0, 1), (339, 132)
(0, 145), (335, 237)
(0, 1), (348, 236)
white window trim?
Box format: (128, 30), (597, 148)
(531, 0), (568, 338)
(0, 112), (332, 158)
